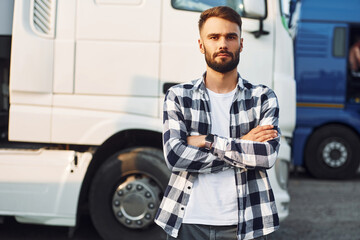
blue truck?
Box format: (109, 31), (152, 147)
(293, 0), (360, 179)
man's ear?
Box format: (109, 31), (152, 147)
(198, 38), (205, 54)
(240, 38), (244, 52)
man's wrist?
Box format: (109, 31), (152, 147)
(205, 134), (214, 150)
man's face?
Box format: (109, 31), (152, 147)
(198, 17), (243, 73)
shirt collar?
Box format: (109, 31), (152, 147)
(195, 72), (245, 93)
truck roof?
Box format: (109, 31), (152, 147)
(300, 0), (360, 23)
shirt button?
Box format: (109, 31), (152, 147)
(187, 186), (191, 190)
(181, 207), (184, 210)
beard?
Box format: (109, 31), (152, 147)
(204, 46), (240, 73)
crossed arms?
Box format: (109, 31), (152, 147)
(162, 87), (281, 173)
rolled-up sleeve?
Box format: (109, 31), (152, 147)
(211, 88), (281, 169)
(163, 89), (229, 173)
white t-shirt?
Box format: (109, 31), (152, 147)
(183, 87), (238, 225)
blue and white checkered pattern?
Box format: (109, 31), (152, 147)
(155, 74), (280, 240)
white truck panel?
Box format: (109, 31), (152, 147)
(160, 2), (205, 84)
(76, 0), (161, 42)
(0, 149), (91, 226)
(237, 19), (275, 88)
(0, 0), (14, 35)
(160, 43), (205, 85)
(274, 72), (296, 138)
(161, 1), (200, 43)
(9, 105), (51, 142)
(52, 94), (158, 117)
(273, 0), (296, 138)
(53, 40), (75, 93)
(51, 107), (161, 145)
(10, 0), (54, 93)
(52, 1), (76, 93)
(74, 41), (159, 97)
(9, 92), (52, 106)
(267, 139), (291, 221)
(55, 1), (76, 39)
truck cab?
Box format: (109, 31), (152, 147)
(0, 1), (295, 239)
(293, 0), (360, 179)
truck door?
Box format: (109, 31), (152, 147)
(74, 0), (161, 97)
(295, 23), (347, 105)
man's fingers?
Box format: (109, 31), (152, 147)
(257, 134), (275, 142)
(260, 125), (274, 130)
(259, 137), (274, 143)
(256, 130), (278, 142)
(254, 130), (277, 140)
(255, 129), (277, 136)
(242, 125), (277, 142)
(252, 125), (274, 134)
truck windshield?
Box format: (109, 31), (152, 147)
(171, 0), (244, 15)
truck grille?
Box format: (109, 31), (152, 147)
(31, 0), (57, 37)
(296, 27), (328, 58)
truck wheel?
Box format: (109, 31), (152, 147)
(304, 125), (360, 179)
(89, 147), (170, 240)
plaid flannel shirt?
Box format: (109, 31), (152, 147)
(155, 74), (280, 240)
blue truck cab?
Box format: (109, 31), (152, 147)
(293, 0), (360, 178)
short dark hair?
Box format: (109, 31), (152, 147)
(198, 6), (242, 33)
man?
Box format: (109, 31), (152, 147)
(155, 6), (280, 240)
(349, 39), (360, 76)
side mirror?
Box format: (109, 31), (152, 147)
(243, 0), (269, 38)
(243, 0), (267, 19)
(170, 0), (269, 38)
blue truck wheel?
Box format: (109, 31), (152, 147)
(304, 125), (360, 179)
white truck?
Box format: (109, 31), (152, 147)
(0, 0), (296, 239)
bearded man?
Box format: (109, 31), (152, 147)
(155, 6), (280, 240)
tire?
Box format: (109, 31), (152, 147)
(89, 147), (170, 240)
(304, 125), (360, 179)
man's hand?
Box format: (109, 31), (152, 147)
(187, 135), (206, 148)
(241, 125), (278, 142)
(349, 41), (360, 72)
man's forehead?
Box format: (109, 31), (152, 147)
(200, 17), (240, 35)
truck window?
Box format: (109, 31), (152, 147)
(171, 0), (244, 14)
(333, 27), (346, 58)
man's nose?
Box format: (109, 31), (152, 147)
(218, 37), (228, 50)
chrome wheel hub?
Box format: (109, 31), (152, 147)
(112, 175), (161, 229)
(322, 140), (348, 168)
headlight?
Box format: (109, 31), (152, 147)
(275, 159), (289, 190)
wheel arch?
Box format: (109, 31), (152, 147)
(75, 129), (163, 224)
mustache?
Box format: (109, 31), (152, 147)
(213, 50), (234, 58)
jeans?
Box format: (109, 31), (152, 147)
(166, 224), (269, 240)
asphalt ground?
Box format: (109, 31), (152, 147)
(271, 169), (360, 240)
(0, 170), (359, 240)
